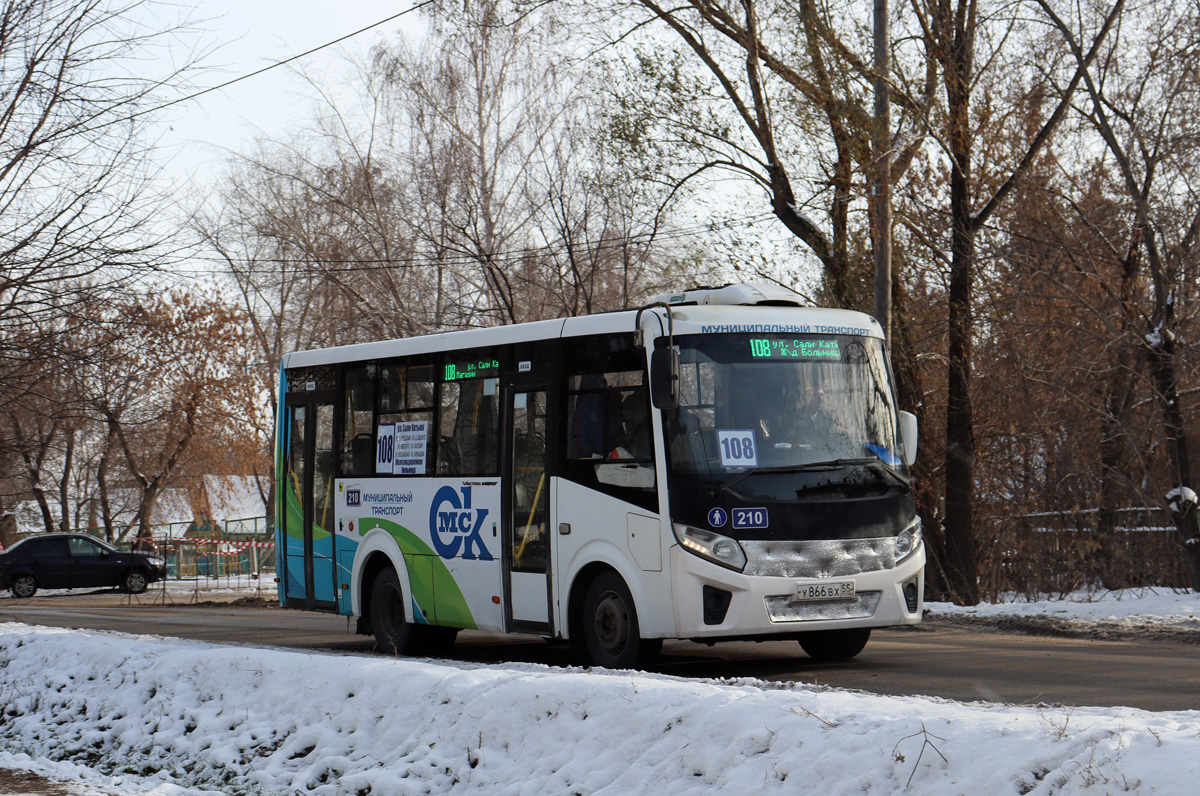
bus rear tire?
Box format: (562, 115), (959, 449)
(370, 568), (421, 656)
(582, 572), (660, 669)
(799, 628), (871, 661)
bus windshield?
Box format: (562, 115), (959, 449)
(664, 333), (905, 488)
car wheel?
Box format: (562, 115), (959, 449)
(11, 575), (37, 599)
(799, 628), (871, 661)
(581, 571), (660, 669)
(370, 568), (422, 655)
(123, 569), (149, 594)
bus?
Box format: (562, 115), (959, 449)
(275, 283), (924, 667)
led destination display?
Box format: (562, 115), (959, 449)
(748, 338), (841, 359)
(444, 358), (500, 381)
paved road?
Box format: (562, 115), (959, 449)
(2, 594), (1197, 712)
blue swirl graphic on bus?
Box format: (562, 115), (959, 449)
(429, 485), (493, 561)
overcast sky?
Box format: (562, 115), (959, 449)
(149, 1), (425, 187)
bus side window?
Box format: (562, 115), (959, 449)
(341, 363), (377, 476)
(616, 387), (652, 459)
(379, 364), (435, 475)
(667, 360), (717, 475)
(438, 378), (500, 476)
(567, 373), (608, 459)
(562, 371), (656, 507)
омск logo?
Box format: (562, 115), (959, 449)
(429, 485), (493, 560)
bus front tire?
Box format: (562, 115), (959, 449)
(582, 572), (660, 669)
(370, 568), (420, 656)
(799, 628), (871, 661)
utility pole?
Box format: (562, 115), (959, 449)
(873, 0), (893, 342)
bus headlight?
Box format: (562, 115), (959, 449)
(895, 517), (923, 564)
(673, 524), (747, 572)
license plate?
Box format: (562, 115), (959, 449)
(795, 581), (856, 602)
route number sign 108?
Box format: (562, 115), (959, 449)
(717, 429), (758, 467)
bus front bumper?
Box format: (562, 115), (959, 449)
(669, 543), (925, 639)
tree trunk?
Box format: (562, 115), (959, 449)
(98, 441), (115, 543)
(1096, 245), (1141, 588)
(1097, 350), (1140, 588)
(59, 429), (75, 532)
(134, 486), (160, 551)
(942, 18), (980, 605)
(944, 219), (979, 605)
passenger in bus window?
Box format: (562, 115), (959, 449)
(573, 374), (608, 458)
(611, 388), (651, 460)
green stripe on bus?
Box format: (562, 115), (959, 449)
(283, 483), (331, 541)
(357, 517), (477, 630)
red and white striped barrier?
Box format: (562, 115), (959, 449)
(163, 537), (274, 552)
(164, 538), (275, 549)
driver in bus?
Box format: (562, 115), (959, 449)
(797, 386), (831, 442)
(736, 370), (799, 446)
(742, 374), (835, 450)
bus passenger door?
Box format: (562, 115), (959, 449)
(502, 377), (553, 634)
(282, 393), (337, 611)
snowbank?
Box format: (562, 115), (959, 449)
(929, 588), (1200, 631)
(1, 623), (1199, 795)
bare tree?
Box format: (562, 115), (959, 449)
(0, 0), (200, 533)
(372, 0), (586, 324)
(204, 0), (679, 338)
(1039, 0), (1200, 587)
(877, 0), (1125, 603)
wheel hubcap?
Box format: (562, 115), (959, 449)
(593, 590), (629, 654)
(380, 585), (404, 636)
(14, 578), (34, 597)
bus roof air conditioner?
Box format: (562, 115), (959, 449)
(650, 283), (805, 307)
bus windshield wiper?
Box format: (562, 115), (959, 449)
(711, 457), (910, 498)
(710, 458), (869, 498)
(860, 460), (912, 491)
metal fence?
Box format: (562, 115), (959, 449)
(981, 507), (1192, 598)
(156, 517), (276, 580)
(4, 517), (276, 581)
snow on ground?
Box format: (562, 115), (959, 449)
(25, 576), (273, 602)
(928, 587), (1200, 631)
(0, 591), (1197, 795)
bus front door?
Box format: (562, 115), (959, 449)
(503, 377), (553, 634)
(282, 393), (337, 611)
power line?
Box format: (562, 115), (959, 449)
(116, 1), (436, 129)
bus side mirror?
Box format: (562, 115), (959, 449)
(899, 410), (918, 467)
(650, 347), (680, 410)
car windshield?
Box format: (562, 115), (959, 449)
(663, 333), (906, 488)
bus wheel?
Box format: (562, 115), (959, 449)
(582, 572), (660, 669)
(799, 628), (871, 661)
(370, 568), (419, 655)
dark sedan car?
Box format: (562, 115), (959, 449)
(0, 533), (167, 598)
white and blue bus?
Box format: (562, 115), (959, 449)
(276, 283), (924, 667)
